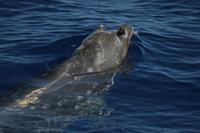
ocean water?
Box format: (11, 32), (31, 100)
(0, 0), (200, 132)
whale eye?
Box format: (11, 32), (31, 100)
(117, 27), (125, 37)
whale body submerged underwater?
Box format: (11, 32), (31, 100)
(0, 24), (134, 132)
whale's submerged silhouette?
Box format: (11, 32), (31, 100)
(0, 24), (134, 133)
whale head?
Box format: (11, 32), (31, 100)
(114, 24), (134, 61)
(117, 24), (134, 50)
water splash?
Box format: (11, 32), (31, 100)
(0, 68), (117, 132)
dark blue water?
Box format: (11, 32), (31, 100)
(0, 0), (200, 132)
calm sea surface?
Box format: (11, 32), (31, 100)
(0, 0), (200, 132)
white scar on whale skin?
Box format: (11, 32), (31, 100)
(87, 67), (93, 72)
(95, 40), (105, 66)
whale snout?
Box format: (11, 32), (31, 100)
(117, 24), (134, 40)
(116, 24), (134, 50)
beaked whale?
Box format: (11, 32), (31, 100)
(1, 24), (134, 110)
